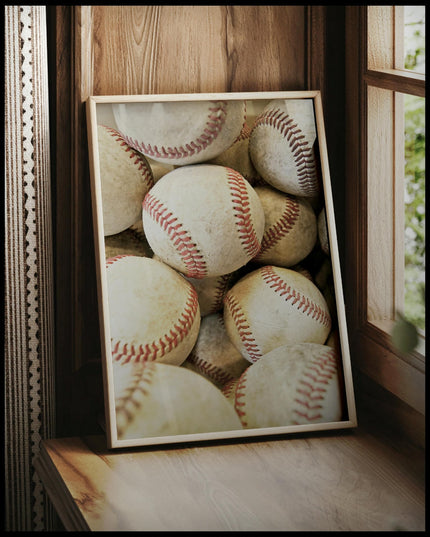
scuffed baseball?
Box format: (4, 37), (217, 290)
(224, 265), (332, 363)
(142, 164), (265, 279)
(105, 222), (152, 259)
(113, 360), (243, 440)
(207, 123), (262, 185)
(184, 271), (237, 316)
(224, 343), (343, 429)
(112, 100), (246, 166)
(106, 256), (200, 366)
(249, 99), (320, 197)
(253, 185), (317, 267)
(97, 125), (154, 236)
(182, 313), (250, 388)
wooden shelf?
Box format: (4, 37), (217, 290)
(34, 428), (425, 532)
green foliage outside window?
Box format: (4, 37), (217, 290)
(403, 7), (425, 333)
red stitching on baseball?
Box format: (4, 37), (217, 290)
(111, 285), (199, 364)
(260, 266), (331, 327)
(252, 109), (319, 195)
(234, 121), (252, 143)
(292, 349), (338, 423)
(106, 254), (131, 267)
(255, 196), (300, 260)
(209, 273), (234, 314)
(120, 101), (228, 161)
(142, 192), (207, 278)
(222, 378), (238, 400)
(115, 361), (156, 436)
(188, 354), (236, 386)
(233, 374), (249, 427)
(103, 125), (154, 189)
(224, 293), (263, 362)
(226, 168), (262, 258)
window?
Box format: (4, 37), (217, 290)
(345, 6), (425, 417)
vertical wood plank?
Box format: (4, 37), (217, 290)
(367, 86), (395, 321)
(86, 5), (306, 95)
(367, 6), (395, 70)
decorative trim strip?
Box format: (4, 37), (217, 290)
(4, 5), (55, 531)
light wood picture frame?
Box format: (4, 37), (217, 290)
(86, 91), (357, 449)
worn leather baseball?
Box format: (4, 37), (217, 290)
(253, 185), (317, 267)
(106, 255), (201, 367)
(142, 164), (265, 279)
(112, 99), (246, 166)
(113, 360), (243, 440)
(249, 99), (320, 197)
(224, 342), (342, 428)
(97, 124), (154, 236)
(223, 265), (332, 363)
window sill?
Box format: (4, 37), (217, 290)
(34, 428), (425, 532)
(351, 321), (425, 415)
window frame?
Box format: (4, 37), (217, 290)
(345, 6), (425, 416)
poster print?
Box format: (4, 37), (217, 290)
(86, 91), (357, 449)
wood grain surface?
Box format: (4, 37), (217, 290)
(85, 5), (306, 96)
(35, 431), (425, 532)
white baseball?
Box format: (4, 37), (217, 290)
(142, 164), (265, 279)
(182, 313), (250, 388)
(106, 256), (201, 366)
(207, 123), (262, 185)
(112, 99), (246, 166)
(224, 343), (343, 429)
(184, 271), (237, 316)
(253, 185), (317, 267)
(113, 360), (243, 440)
(223, 265), (332, 363)
(249, 99), (320, 197)
(97, 124), (154, 236)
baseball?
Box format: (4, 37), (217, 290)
(97, 124), (154, 236)
(142, 164), (265, 279)
(207, 123), (262, 185)
(224, 343), (343, 429)
(249, 99), (320, 197)
(106, 255), (201, 366)
(182, 313), (250, 389)
(253, 185), (317, 267)
(112, 99), (246, 166)
(113, 360), (243, 440)
(223, 265), (332, 363)
(184, 271), (237, 317)
(104, 221), (152, 259)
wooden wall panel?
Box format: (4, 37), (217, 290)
(84, 6), (306, 96)
(49, 5), (325, 437)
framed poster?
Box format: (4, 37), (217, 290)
(86, 91), (357, 449)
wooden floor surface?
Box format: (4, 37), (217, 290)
(35, 427), (425, 532)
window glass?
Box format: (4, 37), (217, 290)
(404, 6), (425, 74)
(404, 93), (425, 332)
